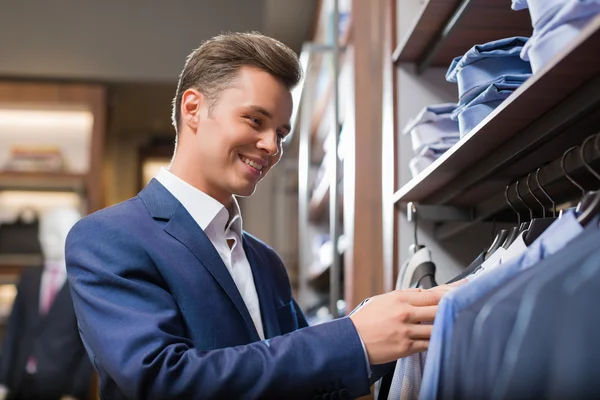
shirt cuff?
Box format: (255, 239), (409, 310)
(357, 333), (372, 378)
(348, 298), (372, 378)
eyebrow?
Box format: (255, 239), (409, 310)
(248, 105), (291, 133)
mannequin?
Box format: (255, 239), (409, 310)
(0, 206), (93, 400)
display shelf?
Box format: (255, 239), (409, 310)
(0, 171), (87, 192)
(0, 254), (43, 275)
(393, 15), (600, 210)
(393, 0), (531, 72)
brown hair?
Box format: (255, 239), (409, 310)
(171, 31), (301, 133)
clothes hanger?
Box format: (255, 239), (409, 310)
(407, 202), (425, 255)
(483, 185), (511, 259)
(536, 164), (557, 218)
(514, 177), (533, 235)
(501, 181), (521, 249)
(561, 145), (587, 214)
(576, 134), (600, 226)
(523, 170), (557, 246)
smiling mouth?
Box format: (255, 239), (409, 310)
(239, 155), (264, 171)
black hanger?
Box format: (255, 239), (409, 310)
(561, 146), (587, 211)
(536, 165), (557, 218)
(501, 181), (521, 249)
(514, 178), (532, 235)
(577, 134), (600, 226)
(485, 227), (508, 260)
(523, 170), (556, 246)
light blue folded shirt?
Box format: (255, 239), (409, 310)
(418, 211), (583, 400)
(450, 74), (529, 135)
(521, 0), (600, 71)
(446, 37), (531, 102)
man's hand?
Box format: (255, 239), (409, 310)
(349, 282), (463, 365)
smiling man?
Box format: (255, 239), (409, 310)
(65, 32), (447, 400)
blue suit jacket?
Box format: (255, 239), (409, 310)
(65, 179), (372, 400)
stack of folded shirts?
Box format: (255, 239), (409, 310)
(402, 103), (460, 177)
(514, 0), (600, 73)
(446, 37), (532, 136)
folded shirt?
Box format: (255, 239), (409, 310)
(409, 155), (436, 178)
(452, 76), (529, 135)
(403, 103), (460, 154)
(521, 0), (600, 72)
(446, 37), (531, 102)
(526, 0), (572, 28)
(459, 73), (531, 106)
(512, 0), (529, 11)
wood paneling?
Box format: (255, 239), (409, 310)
(345, 0), (386, 310)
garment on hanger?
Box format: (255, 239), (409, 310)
(446, 37), (530, 103)
(446, 250), (486, 284)
(431, 211), (584, 400)
(384, 246), (438, 400)
(419, 213), (580, 400)
(488, 217), (600, 400)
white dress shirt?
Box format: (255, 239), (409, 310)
(156, 168), (265, 340)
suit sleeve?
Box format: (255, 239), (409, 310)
(66, 216), (371, 400)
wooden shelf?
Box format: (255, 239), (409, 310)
(0, 254), (42, 275)
(0, 171), (87, 192)
(393, 0), (531, 71)
(394, 14), (600, 210)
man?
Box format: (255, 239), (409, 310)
(66, 32), (449, 399)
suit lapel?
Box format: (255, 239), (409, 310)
(139, 180), (261, 342)
(165, 208), (260, 341)
(243, 237), (280, 339)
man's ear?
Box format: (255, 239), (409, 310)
(181, 88), (206, 132)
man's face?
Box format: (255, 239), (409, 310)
(183, 66), (293, 204)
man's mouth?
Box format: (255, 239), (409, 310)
(240, 155), (264, 171)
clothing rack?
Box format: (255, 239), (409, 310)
(391, 13), (600, 241)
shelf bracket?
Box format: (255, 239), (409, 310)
(406, 203), (474, 222)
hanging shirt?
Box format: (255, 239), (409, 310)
(488, 219), (600, 400)
(419, 211), (582, 400)
(386, 246), (436, 400)
(156, 168), (265, 340)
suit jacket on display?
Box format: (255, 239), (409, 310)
(65, 179), (372, 400)
(0, 268), (93, 400)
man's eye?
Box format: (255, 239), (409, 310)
(248, 116), (261, 126)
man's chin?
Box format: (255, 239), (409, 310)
(233, 184), (258, 198)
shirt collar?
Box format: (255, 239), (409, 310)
(536, 209), (583, 254)
(155, 167), (243, 235)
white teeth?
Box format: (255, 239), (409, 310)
(241, 156), (263, 171)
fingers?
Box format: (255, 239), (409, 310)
(398, 289), (445, 307)
(408, 339), (429, 354)
(407, 305), (438, 323)
(407, 323), (433, 340)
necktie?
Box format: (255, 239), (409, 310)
(27, 263), (63, 374)
(41, 262), (62, 315)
